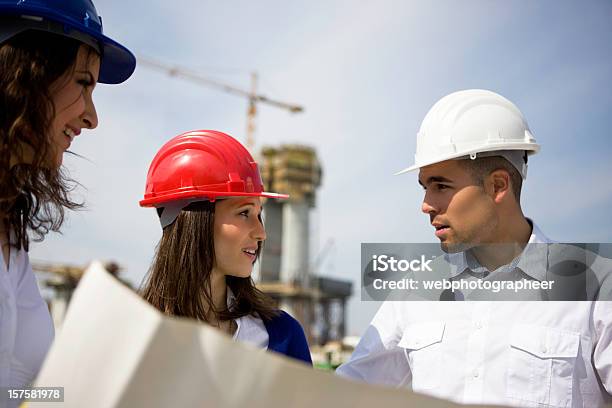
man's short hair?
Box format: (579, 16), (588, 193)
(457, 156), (523, 202)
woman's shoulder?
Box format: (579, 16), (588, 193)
(264, 310), (312, 364)
(266, 310), (304, 331)
(263, 310), (308, 341)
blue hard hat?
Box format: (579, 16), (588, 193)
(0, 0), (136, 84)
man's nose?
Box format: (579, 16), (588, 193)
(421, 194), (438, 215)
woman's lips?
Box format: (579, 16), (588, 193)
(242, 250), (256, 263)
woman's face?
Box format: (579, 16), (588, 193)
(213, 197), (267, 279)
(49, 44), (100, 166)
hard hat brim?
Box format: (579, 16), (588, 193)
(0, 9), (136, 84)
(394, 143), (540, 176)
(96, 33), (136, 84)
(139, 191), (289, 208)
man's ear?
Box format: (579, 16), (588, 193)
(488, 169), (511, 203)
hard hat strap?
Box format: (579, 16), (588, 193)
(158, 201), (187, 229)
(461, 150), (529, 180)
(159, 199), (201, 229)
(157, 197), (223, 229)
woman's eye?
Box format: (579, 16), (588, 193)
(239, 210), (249, 218)
(77, 79), (93, 88)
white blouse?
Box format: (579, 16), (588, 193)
(0, 242), (54, 407)
(227, 289), (269, 349)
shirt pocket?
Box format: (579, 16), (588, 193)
(506, 324), (579, 407)
(398, 321), (445, 391)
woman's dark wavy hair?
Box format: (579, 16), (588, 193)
(140, 201), (279, 323)
(0, 31), (93, 250)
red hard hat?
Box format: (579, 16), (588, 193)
(140, 130), (287, 208)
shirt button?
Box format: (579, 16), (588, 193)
(541, 346), (547, 354)
(473, 370), (480, 378)
(475, 322), (482, 329)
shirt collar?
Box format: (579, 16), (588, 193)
(225, 287), (243, 340)
(446, 219), (551, 281)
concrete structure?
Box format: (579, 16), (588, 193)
(260, 145), (321, 287)
(258, 145), (352, 345)
(33, 261), (127, 331)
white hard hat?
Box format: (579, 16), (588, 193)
(395, 89), (540, 178)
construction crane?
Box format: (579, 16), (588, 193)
(138, 55), (304, 151)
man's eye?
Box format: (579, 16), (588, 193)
(437, 184), (450, 190)
(239, 210), (249, 218)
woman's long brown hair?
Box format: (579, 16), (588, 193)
(140, 201), (278, 323)
(0, 31), (94, 250)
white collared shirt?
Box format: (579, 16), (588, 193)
(0, 243), (54, 407)
(227, 289), (269, 349)
(337, 222), (612, 407)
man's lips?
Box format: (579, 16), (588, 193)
(432, 223), (450, 238)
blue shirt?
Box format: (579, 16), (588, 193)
(263, 311), (312, 365)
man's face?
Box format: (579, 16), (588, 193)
(418, 160), (497, 252)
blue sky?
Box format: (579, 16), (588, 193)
(31, 0), (612, 335)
